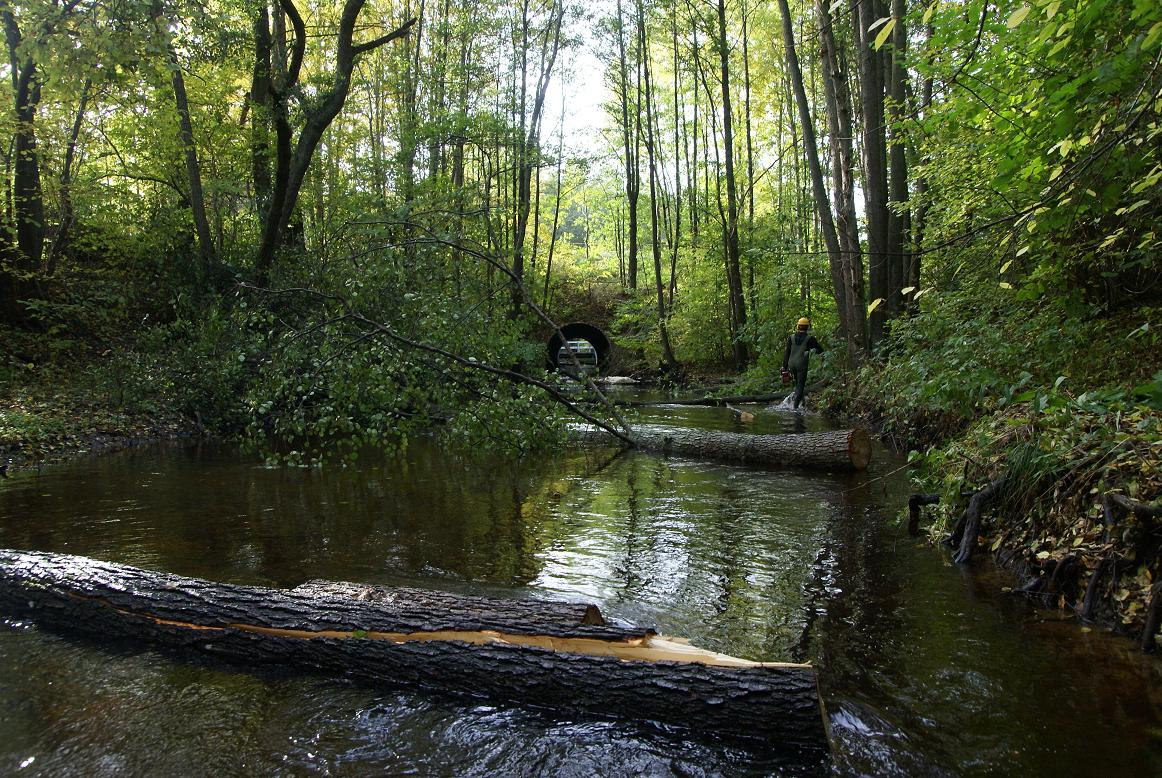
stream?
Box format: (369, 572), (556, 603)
(1, 396), (1161, 775)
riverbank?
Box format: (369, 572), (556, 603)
(0, 388), (194, 473)
(826, 301), (1162, 649)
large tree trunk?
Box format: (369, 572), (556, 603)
(885, 0), (910, 317)
(715, 0), (748, 369)
(0, 550), (828, 758)
(777, 0), (845, 345)
(169, 52), (216, 279)
(579, 425), (872, 471)
(254, 2), (415, 283)
(817, 0), (866, 361)
(851, 0), (890, 350)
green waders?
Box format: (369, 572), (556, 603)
(787, 335), (812, 408)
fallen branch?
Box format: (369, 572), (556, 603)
(602, 387), (821, 408)
(240, 284), (636, 447)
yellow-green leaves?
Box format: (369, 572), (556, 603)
(868, 297), (885, 314)
(873, 17), (892, 50)
(1007, 5), (1031, 28)
(864, 16), (897, 50)
(923, 0), (938, 25)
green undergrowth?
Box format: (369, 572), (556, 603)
(915, 390), (1162, 641)
(845, 290), (1162, 643)
(0, 387), (190, 466)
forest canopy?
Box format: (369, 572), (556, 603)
(0, 0), (1158, 461)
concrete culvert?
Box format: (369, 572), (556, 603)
(546, 323), (612, 373)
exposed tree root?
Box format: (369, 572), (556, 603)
(948, 477), (1009, 563)
(907, 493), (940, 536)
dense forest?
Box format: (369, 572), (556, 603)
(0, 2), (1160, 631)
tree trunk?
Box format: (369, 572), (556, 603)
(46, 77), (90, 276)
(817, 0), (866, 361)
(851, 0), (889, 350)
(509, 0), (562, 320)
(579, 425), (872, 471)
(0, 550), (828, 758)
(2, 9), (43, 273)
(886, 0), (909, 317)
(777, 0), (844, 343)
(637, 0), (677, 367)
(615, 0), (639, 291)
(254, 2), (416, 283)
(251, 7), (274, 218)
(715, 0), (748, 369)
(169, 50), (217, 279)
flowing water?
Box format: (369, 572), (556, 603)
(1, 398), (1160, 776)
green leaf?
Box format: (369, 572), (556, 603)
(1046, 1), (1060, 20)
(873, 18), (897, 50)
(1006, 6), (1031, 28)
(1000, 260), (1013, 273)
(868, 297), (886, 313)
(923, 0), (938, 25)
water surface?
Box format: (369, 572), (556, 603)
(1, 401), (1160, 775)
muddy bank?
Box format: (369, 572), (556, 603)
(0, 395), (196, 474)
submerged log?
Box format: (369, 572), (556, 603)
(0, 550), (828, 758)
(576, 424), (871, 471)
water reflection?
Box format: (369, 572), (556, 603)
(1, 404), (1162, 775)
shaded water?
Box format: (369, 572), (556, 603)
(1, 400), (1160, 775)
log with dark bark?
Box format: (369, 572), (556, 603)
(576, 424), (872, 471)
(602, 387), (819, 407)
(0, 550), (828, 758)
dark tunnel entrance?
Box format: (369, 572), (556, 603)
(546, 323), (612, 372)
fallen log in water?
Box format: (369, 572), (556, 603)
(575, 424), (872, 471)
(0, 550), (829, 758)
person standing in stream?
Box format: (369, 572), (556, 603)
(781, 317), (823, 409)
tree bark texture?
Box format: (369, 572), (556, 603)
(0, 550), (828, 757)
(777, 0), (844, 343)
(254, 2), (415, 282)
(715, 0), (748, 369)
(816, 0), (866, 361)
(578, 425), (872, 471)
(169, 54), (216, 278)
(851, 0), (890, 349)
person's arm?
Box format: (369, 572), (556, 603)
(809, 335), (823, 354)
(781, 336), (792, 371)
